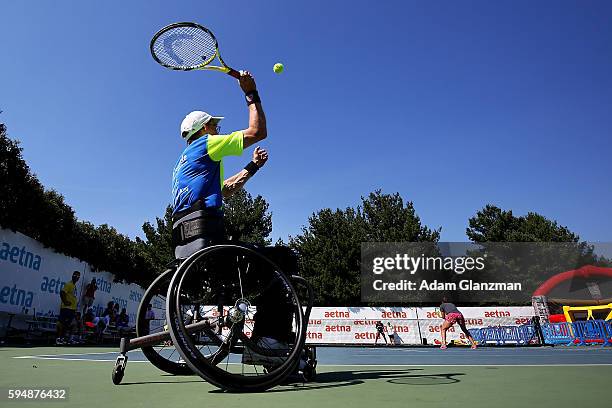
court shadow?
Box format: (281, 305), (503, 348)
(315, 369), (464, 385)
(314, 369), (424, 383)
(386, 373), (465, 385)
(119, 380), (203, 385)
(209, 380), (363, 394)
(211, 369), (464, 394)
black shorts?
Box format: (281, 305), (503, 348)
(59, 308), (75, 326)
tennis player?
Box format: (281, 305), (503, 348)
(171, 70), (267, 259)
(439, 300), (477, 349)
(172, 71), (295, 366)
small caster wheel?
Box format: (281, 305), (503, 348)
(112, 364), (124, 385)
(112, 355), (127, 385)
(302, 364), (316, 382)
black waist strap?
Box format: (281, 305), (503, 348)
(172, 199), (222, 224)
(172, 211), (224, 247)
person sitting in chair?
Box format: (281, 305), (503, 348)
(116, 308), (130, 336)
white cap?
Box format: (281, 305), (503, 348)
(180, 111), (224, 141)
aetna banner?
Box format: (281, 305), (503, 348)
(193, 305), (535, 345)
(304, 306), (534, 345)
(0, 228), (144, 324)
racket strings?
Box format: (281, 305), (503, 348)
(152, 26), (217, 69)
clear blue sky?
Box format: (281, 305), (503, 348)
(1, 1), (611, 243)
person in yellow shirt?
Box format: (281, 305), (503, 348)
(56, 271), (80, 345)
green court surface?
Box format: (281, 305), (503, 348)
(1, 346), (610, 408)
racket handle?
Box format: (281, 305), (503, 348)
(228, 69), (241, 79)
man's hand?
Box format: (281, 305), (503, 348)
(239, 70), (257, 94)
(252, 146), (268, 167)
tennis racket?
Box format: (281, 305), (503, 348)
(150, 22), (240, 79)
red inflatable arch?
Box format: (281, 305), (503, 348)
(533, 265), (612, 305)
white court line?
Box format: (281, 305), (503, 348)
(350, 350), (431, 357)
(14, 356), (149, 362)
(12, 356), (612, 367)
(14, 351), (120, 357)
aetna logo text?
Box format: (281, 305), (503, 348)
(0, 241), (42, 271)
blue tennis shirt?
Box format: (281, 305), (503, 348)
(172, 131), (244, 215)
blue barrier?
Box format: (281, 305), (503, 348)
(605, 321), (612, 347)
(473, 324), (537, 346)
(468, 328), (483, 343)
(518, 324), (537, 344)
(572, 320), (612, 347)
(572, 320), (601, 345)
(541, 320), (612, 347)
(541, 322), (574, 345)
(467, 320), (610, 347)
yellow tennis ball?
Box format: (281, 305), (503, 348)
(273, 63), (284, 74)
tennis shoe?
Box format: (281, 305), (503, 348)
(242, 336), (290, 366)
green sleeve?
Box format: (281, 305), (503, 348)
(208, 131), (244, 161)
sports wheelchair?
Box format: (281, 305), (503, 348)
(111, 244), (317, 392)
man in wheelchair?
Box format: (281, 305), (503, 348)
(172, 70), (297, 368)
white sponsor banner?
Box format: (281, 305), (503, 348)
(305, 306), (534, 345)
(306, 307), (420, 344)
(309, 306), (418, 320)
(0, 229), (144, 326)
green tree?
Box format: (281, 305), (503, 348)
(290, 190), (440, 306)
(223, 189), (272, 245)
(464, 205), (606, 305)
(137, 205), (175, 278)
(466, 204), (579, 242)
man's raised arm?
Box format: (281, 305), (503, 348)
(238, 71), (267, 148)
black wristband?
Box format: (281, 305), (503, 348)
(245, 90), (261, 105)
(244, 161), (259, 175)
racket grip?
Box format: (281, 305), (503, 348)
(228, 69), (241, 79)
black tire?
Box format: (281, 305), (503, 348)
(111, 365), (124, 385)
(167, 244), (307, 392)
(302, 364), (316, 382)
(136, 269), (193, 376)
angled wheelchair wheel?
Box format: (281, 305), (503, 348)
(136, 269), (193, 376)
(166, 244), (307, 392)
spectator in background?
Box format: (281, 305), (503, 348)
(374, 320), (388, 345)
(93, 301), (115, 335)
(84, 307), (96, 328)
(81, 278), (98, 314)
(56, 271), (80, 345)
(116, 308), (130, 336)
(143, 304), (155, 335)
(387, 322), (402, 346)
(110, 303), (120, 330)
(83, 307), (98, 343)
(68, 311), (84, 344)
